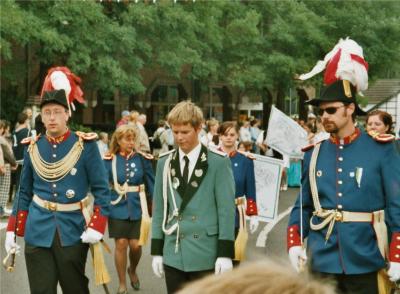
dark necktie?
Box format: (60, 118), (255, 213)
(183, 155), (189, 184)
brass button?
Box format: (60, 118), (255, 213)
(338, 168), (343, 173)
(52, 154), (57, 158)
(338, 180), (343, 185)
(339, 146), (343, 149)
(290, 240), (294, 244)
(290, 228), (293, 232)
(338, 193), (343, 197)
(338, 157), (343, 161)
(289, 234), (293, 238)
(53, 184), (57, 188)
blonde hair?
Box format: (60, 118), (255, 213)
(109, 125), (139, 154)
(178, 261), (337, 294)
(167, 101), (204, 129)
(129, 111), (139, 123)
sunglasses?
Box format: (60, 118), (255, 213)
(317, 105), (346, 116)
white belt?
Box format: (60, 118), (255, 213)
(111, 184), (145, 205)
(33, 194), (90, 212)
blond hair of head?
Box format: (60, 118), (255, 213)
(167, 101), (204, 129)
(129, 110), (139, 123)
(109, 124), (139, 154)
(178, 261), (337, 294)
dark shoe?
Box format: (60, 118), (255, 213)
(128, 266), (140, 291)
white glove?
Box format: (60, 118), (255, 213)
(249, 216), (259, 234)
(152, 256), (164, 278)
(288, 246), (307, 272)
(5, 232), (20, 255)
(214, 257), (233, 275)
(80, 228), (103, 244)
(388, 262), (400, 282)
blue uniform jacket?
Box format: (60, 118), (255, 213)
(11, 132), (110, 248)
(104, 153), (154, 220)
(229, 151), (257, 226)
(288, 130), (400, 274)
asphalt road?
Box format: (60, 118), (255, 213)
(0, 187), (299, 294)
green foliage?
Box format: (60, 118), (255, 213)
(1, 0), (399, 118)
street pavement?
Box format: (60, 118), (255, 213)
(0, 187), (299, 294)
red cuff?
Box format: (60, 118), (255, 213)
(87, 206), (107, 234)
(287, 224), (302, 251)
(389, 232), (400, 262)
(7, 211), (28, 237)
(246, 198), (258, 216)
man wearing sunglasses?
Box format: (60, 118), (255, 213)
(287, 79), (400, 294)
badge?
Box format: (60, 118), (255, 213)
(349, 172), (355, 178)
(130, 172), (135, 178)
(201, 153), (207, 162)
(66, 189), (75, 199)
(70, 168), (77, 176)
(355, 167), (363, 188)
(172, 177), (180, 189)
(194, 169), (203, 177)
(316, 170), (322, 177)
(191, 181), (198, 188)
(131, 163), (136, 168)
(171, 168), (176, 177)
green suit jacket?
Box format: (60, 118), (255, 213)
(151, 144), (236, 272)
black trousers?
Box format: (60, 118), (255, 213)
(164, 264), (213, 294)
(315, 271), (378, 294)
(25, 234), (89, 294)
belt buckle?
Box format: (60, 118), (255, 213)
(45, 201), (57, 211)
(335, 211), (343, 221)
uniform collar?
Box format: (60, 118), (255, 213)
(329, 128), (361, 145)
(119, 150), (135, 159)
(179, 143), (202, 164)
(218, 146), (236, 157)
(46, 129), (71, 144)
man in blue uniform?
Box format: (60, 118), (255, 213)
(288, 41), (400, 293)
(151, 101), (236, 294)
(4, 67), (110, 294)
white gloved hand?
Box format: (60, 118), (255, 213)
(214, 257), (233, 275)
(152, 256), (164, 278)
(249, 216), (259, 234)
(5, 232), (20, 255)
(80, 228), (103, 244)
(388, 262), (400, 282)
(288, 246), (307, 272)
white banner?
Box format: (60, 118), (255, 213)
(266, 105), (308, 159)
(253, 154), (283, 222)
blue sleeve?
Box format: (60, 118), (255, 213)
(245, 158), (256, 201)
(12, 147), (33, 214)
(84, 141), (110, 216)
(143, 157), (155, 199)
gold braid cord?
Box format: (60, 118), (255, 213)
(28, 138), (84, 182)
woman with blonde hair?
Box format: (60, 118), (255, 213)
(103, 125), (154, 294)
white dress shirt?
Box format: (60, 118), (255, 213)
(179, 143), (202, 183)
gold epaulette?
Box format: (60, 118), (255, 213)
(237, 150), (256, 160)
(75, 131), (98, 141)
(209, 148), (227, 157)
(21, 135), (40, 145)
(368, 130), (395, 143)
(138, 151), (154, 160)
(159, 149), (175, 158)
(103, 153), (114, 160)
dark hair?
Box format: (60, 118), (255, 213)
(250, 119), (259, 127)
(34, 114), (45, 135)
(17, 112), (28, 124)
(366, 110), (393, 134)
(218, 121), (239, 136)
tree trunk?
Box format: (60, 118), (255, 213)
(296, 88), (309, 121)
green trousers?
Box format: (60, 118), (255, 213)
(25, 234), (89, 294)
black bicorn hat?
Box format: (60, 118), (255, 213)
(40, 89), (69, 109)
(305, 80), (366, 115)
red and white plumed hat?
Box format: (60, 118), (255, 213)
(299, 37), (369, 94)
(40, 66), (84, 116)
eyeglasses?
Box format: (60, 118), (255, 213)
(42, 110), (66, 118)
(317, 105), (346, 116)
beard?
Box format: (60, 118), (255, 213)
(322, 120), (339, 133)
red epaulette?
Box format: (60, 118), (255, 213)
(301, 143), (315, 152)
(368, 131), (395, 143)
(21, 135), (40, 145)
(138, 151), (154, 160)
(75, 131), (98, 141)
(103, 153), (114, 160)
(237, 150), (256, 160)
